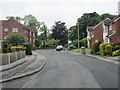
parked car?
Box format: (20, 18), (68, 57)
(56, 45), (63, 51)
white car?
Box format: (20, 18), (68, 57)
(56, 45), (63, 51)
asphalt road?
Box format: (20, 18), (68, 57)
(2, 49), (119, 88)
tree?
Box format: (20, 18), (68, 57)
(51, 21), (68, 45)
(100, 13), (116, 20)
(69, 25), (77, 40)
(39, 22), (48, 42)
(77, 12), (101, 40)
(23, 14), (41, 46)
(24, 15), (40, 30)
(6, 16), (23, 22)
(6, 33), (25, 46)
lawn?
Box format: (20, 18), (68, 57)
(0, 52), (13, 55)
(72, 48), (91, 53)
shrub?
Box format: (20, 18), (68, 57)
(32, 46), (39, 50)
(114, 45), (120, 51)
(24, 44), (32, 55)
(80, 38), (87, 47)
(91, 41), (100, 54)
(105, 44), (112, 56)
(112, 50), (120, 56)
(99, 43), (107, 56)
(70, 46), (77, 50)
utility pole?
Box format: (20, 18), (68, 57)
(68, 29), (70, 51)
(77, 21), (80, 53)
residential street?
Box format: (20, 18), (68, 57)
(2, 49), (118, 88)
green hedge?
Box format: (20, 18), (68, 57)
(24, 44), (32, 55)
(99, 43), (107, 56)
(112, 50), (120, 56)
(91, 41), (100, 54)
(105, 44), (112, 56)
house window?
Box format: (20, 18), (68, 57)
(12, 28), (18, 32)
(109, 24), (112, 30)
(104, 26), (108, 32)
(4, 28), (8, 32)
(118, 37), (120, 42)
(4, 36), (7, 40)
(87, 31), (91, 35)
(0, 42), (1, 48)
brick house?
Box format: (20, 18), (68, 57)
(0, 18), (35, 53)
(87, 15), (120, 48)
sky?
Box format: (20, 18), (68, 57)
(0, 0), (120, 28)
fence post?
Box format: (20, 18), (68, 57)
(20, 51), (23, 58)
(8, 54), (10, 64)
(15, 52), (18, 61)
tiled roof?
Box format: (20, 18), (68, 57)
(111, 14), (120, 23)
(87, 26), (94, 31)
(0, 20), (7, 26)
(0, 19), (35, 32)
(103, 18), (111, 25)
(24, 25), (35, 32)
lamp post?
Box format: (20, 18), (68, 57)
(82, 33), (84, 38)
(68, 29), (71, 51)
(77, 21), (80, 53)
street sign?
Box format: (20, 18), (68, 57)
(68, 40), (72, 44)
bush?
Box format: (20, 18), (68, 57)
(41, 39), (60, 48)
(70, 46), (77, 50)
(32, 46), (39, 50)
(112, 50), (120, 56)
(91, 41), (100, 54)
(80, 38), (87, 47)
(24, 44), (32, 55)
(114, 45), (120, 51)
(105, 45), (112, 56)
(99, 43), (107, 56)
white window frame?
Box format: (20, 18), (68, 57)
(109, 24), (112, 30)
(4, 36), (7, 40)
(104, 26), (108, 32)
(0, 42), (1, 48)
(12, 28), (18, 32)
(4, 28), (8, 32)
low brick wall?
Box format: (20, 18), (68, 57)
(0, 51), (26, 66)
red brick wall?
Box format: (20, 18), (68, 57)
(2, 19), (35, 45)
(109, 19), (120, 45)
(2, 19), (23, 40)
(90, 23), (103, 46)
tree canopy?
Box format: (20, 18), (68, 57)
(51, 21), (68, 45)
(6, 33), (25, 46)
(69, 12), (116, 41)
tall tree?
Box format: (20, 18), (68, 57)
(69, 25), (77, 40)
(51, 21), (68, 45)
(39, 22), (48, 42)
(100, 13), (116, 20)
(23, 14), (41, 45)
(77, 12), (101, 39)
(6, 16), (23, 22)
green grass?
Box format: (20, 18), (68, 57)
(72, 49), (91, 53)
(0, 52), (13, 55)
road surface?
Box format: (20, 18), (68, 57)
(2, 49), (119, 88)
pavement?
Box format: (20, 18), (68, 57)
(62, 51), (120, 65)
(0, 51), (46, 83)
(2, 49), (118, 88)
